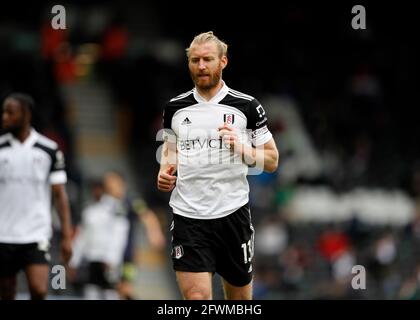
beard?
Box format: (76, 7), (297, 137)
(190, 68), (222, 91)
(1, 118), (25, 136)
(1, 125), (22, 136)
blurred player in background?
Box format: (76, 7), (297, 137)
(157, 32), (279, 300)
(116, 173), (166, 300)
(69, 171), (130, 299)
(0, 93), (73, 300)
(69, 171), (165, 299)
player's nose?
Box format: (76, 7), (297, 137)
(198, 60), (206, 69)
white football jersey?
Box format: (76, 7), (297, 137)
(163, 82), (272, 219)
(0, 129), (67, 243)
(69, 195), (129, 268)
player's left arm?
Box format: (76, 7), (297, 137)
(219, 125), (279, 173)
(49, 148), (73, 265)
(52, 183), (73, 264)
(218, 99), (279, 173)
(241, 137), (278, 173)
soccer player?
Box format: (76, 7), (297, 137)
(69, 171), (165, 300)
(69, 171), (131, 300)
(157, 32), (279, 300)
(0, 93), (73, 300)
(117, 175), (166, 300)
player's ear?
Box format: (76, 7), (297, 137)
(221, 55), (228, 69)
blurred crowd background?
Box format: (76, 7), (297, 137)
(1, 1), (419, 299)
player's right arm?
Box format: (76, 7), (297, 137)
(157, 139), (177, 192)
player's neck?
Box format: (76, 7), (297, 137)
(13, 126), (31, 143)
(196, 81), (224, 101)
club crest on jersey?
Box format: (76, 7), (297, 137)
(223, 114), (235, 125)
(173, 245), (184, 259)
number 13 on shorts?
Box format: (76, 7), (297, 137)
(241, 225), (255, 264)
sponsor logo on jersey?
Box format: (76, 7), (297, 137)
(181, 117), (192, 125)
(256, 105), (266, 118)
(55, 150), (65, 169)
(252, 125), (269, 138)
(179, 137), (227, 151)
(255, 117), (267, 127)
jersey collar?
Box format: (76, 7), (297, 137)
(10, 128), (38, 148)
(193, 81), (229, 104)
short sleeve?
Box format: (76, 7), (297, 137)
(162, 102), (177, 143)
(163, 103), (172, 130)
(49, 148), (67, 184)
(247, 99), (273, 147)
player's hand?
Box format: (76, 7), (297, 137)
(157, 165), (177, 192)
(60, 236), (73, 265)
(218, 123), (241, 152)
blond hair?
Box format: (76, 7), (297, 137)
(186, 31), (228, 58)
